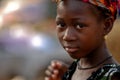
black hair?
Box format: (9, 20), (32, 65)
(91, 6), (113, 21)
(96, 6), (117, 20)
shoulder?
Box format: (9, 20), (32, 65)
(105, 64), (120, 80)
(88, 64), (120, 80)
(110, 70), (120, 80)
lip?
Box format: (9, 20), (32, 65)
(65, 47), (79, 53)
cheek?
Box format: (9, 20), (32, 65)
(57, 30), (64, 45)
(79, 29), (103, 51)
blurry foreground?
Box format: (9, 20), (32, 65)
(0, 0), (119, 80)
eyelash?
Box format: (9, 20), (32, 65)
(74, 23), (85, 29)
(56, 22), (66, 28)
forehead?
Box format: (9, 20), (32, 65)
(57, 0), (97, 19)
(58, 0), (89, 10)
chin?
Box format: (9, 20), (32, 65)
(69, 54), (81, 59)
(68, 52), (87, 59)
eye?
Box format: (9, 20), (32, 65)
(56, 22), (66, 28)
(75, 23), (85, 29)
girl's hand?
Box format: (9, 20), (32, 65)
(45, 60), (68, 80)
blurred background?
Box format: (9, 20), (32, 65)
(0, 0), (119, 80)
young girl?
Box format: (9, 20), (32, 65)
(45, 0), (120, 80)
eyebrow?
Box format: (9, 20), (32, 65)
(71, 18), (82, 21)
(56, 17), (87, 23)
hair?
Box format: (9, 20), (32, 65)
(52, 0), (118, 20)
(96, 6), (117, 20)
(90, 5), (113, 21)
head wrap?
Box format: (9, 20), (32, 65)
(82, 0), (118, 19)
(54, 0), (119, 19)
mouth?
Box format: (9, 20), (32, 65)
(64, 47), (79, 53)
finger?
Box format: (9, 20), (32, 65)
(52, 60), (68, 72)
(48, 65), (54, 72)
(45, 75), (58, 80)
(51, 60), (63, 69)
(45, 70), (52, 77)
(51, 73), (61, 80)
(52, 70), (60, 79)
(51, 60), (57, 67)
(45, 77), (50, 80)
(51, 74), (57, 79)
(56, 61), (63, 68)
(53, 69), (59, 75)
(51, 60), (68, 75)
(46, 65), (55, 74)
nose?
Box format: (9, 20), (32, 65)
(63, 28), (77, 41)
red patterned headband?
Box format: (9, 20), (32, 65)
(82, 0), (118, 19)
(54, 0), (119, 19)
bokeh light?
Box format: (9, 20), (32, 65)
(11, 28), (25, 38)
(3, 1), (21, 14)
(0, 15), (3, 27)
(31, 35), (43, 47)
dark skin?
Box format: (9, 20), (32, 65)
(56, 0), (114, 59)
(45, 0), (119, 80)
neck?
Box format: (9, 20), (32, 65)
(79, 42), (115, 69)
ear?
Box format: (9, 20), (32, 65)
(103, 16), (114, 36)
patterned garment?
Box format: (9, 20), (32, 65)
(82, 0), (118, 18)
(62, 60), (120, 80)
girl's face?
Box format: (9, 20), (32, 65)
(56, 0), (105, 59)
